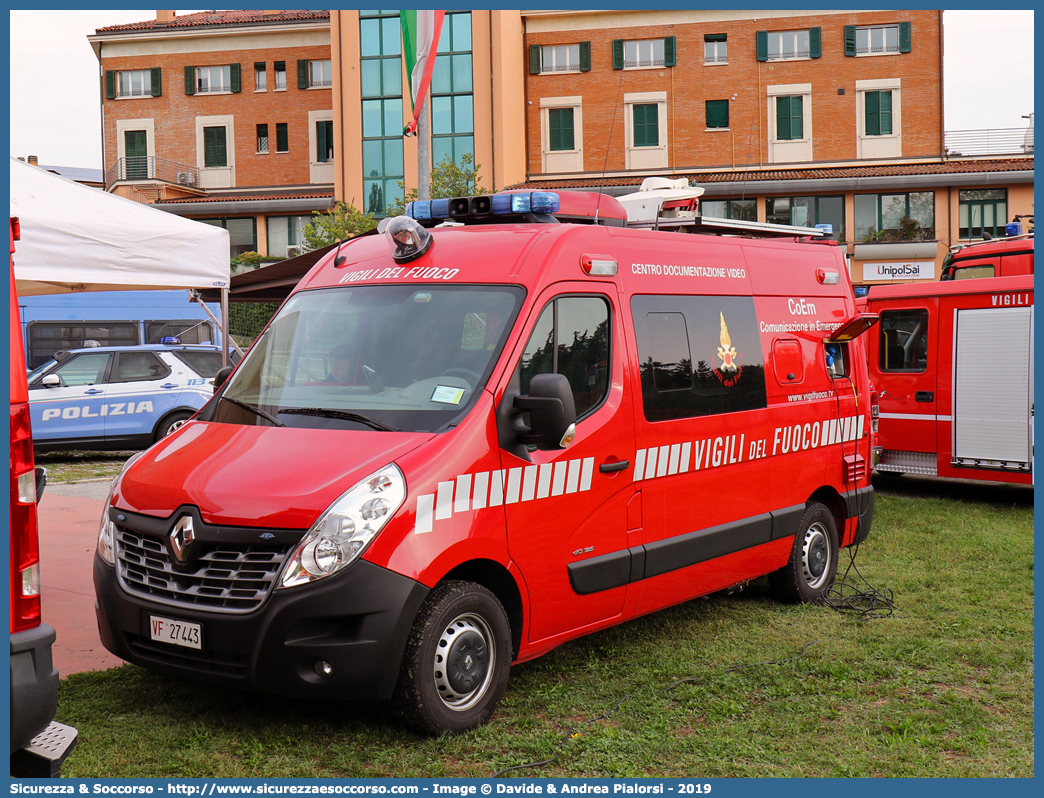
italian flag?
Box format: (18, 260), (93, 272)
(400, 10), (445, 136)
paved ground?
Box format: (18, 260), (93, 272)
(38, 481), (126, 676)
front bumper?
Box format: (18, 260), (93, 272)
(10, 623), (59, 753)
(94, 555), (429, 700)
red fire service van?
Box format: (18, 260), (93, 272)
(10, 218), (78, 776)
(861, 273), (1033, 485)
(940, 233), (1033, 280)
(94, 190), (878, 733)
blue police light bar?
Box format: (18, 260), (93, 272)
(406, 192), (562, 222)
(814, 223), (833, 237)
(160, 336), (182, 345)
(407, 201), (432, 220)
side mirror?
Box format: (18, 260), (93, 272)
(213, 366), (233, 392)
(513, 373), (577, 450)
(41, 374), (60, 388)
(34, 467), (47, 504)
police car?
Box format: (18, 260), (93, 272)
(27, 341), (235, 452)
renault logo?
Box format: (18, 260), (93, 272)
(170, 515), (195, 563)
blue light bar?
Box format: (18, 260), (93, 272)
(430, 198), (451, 218)
(406, 191), (561, 222)
(491, 194), (513, 215)
(814, 223), (833, 236)
(407, 201), (431, 220)
(531, 192), (560, 213)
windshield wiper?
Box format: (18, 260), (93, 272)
(278, 408), (400, 432)
(219, 396), (285, 427)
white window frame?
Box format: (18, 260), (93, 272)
(115, 118), (155, 162)
(308, 109), (335, 184)
(539, 96), (584, 174)
(767, 29), (810, 61)
(704, 39), (727, 65)
(856, 78), (902, 159)
(540, 44), (581, 74)
(766, 83), (812, 164)
(624, 91), (668, 170)
(196, 65), (231, 94)
(855, 24), (900, 57)
(274, 63), (287, 92)
(308, 59), (332, 88)
(255, 63), (267, 92)
(624, 39), (665, 70)
(117, 69), (152, 98)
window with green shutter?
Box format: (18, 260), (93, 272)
(276, 123), (288, 153)
(316, 120), (333, 162)
(706, 99), (729, 129)
(612, 39), (624, 70)
(105, 70), (116, 99)
(776, 96), (802, 141)
(548, 108), (575, 151)
(150, 67), (162, 97)
(184, 65), (195, 95)
(230, 63), (241, 93)
(297, 60), (309, 89)
(865, 90), (892, 136)
(632, 104), (658, 147)
(203, 126), (227, 167)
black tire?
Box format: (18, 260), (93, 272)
(393, 580), (512, 735)
(154, 411), (192, 442)
(768, 502), (839, 604)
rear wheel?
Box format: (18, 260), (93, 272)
(393, 580), (512, 735)
(154, 411), (192, 442)
(769, 502), (839, 604)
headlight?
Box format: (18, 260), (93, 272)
(97, 452), (145, 566)
(279, 464), (406, 589)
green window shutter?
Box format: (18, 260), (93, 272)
(297, 59), (308, 89)
(865, 91), (880, 136)
(756, 31), (768, 62)
(706, 100), (729, 129)
(528, 44), (541, 74)
(844, 26), (856, 57)
(705, 33), (726, 42)
(663, 36), (676, 67)
(579, 41), (591, 72)
(549, 108), (574, 151)
(276, 123), (288, 152)
(899, 21), (912, 53)
(150, 67), (162, 97)
(105, 70), (115, 100)
(203, 126), (227, 167)
(809, 27), (821, 58)
(184, 65), (195, 95)
(317, 120), (328, 162)
(230, 63), (241, 93)
(612, 39), (624, 70)
(777, 96), (802, 140)
(791, 96), (803, 139)
(274, 60), (285, 72)
(633, 104), (658, 147)
(879, 90), (892, 135)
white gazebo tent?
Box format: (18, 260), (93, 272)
(9, 157), (234, 362)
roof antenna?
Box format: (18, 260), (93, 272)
(332, 198), (357, 267)
(594, 67), (626, 226)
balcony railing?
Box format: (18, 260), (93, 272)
(106, 157), (201, 191)
(945, 127), (1034, 157)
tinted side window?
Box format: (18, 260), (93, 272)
(51, 353), (112, 387)
(519, 296), (610, 419)
(632, 295), (767, 421)
(113, 352), (171, 382)
(172, 350), (225, 377)
(879, 310), (928, 371)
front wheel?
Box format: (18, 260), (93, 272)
(154, 411), (192, 442)
(393, 580), (512, 735)
(768, 502), (839, 604)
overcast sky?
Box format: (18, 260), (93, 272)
(7, 8), (1035, 170)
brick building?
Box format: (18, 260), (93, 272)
(89, 10), (335, 261)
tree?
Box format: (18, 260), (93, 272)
(385, 152), (489, 217)
(302, 201), (379, 251)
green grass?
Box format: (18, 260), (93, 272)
(35, 450), (133, 483)
(55, 484), (1033, 778)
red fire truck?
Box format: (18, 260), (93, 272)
(94, 191), (878, 734)
(10, 218), (78, 775)
(940, 233), (1033, 280)
(862, 274), (1033, 485)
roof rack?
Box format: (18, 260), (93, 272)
(626, 214), (828, 239)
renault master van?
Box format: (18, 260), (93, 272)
(95, 192), (877, 733)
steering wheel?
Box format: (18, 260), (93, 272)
(440, 367), (481, 385)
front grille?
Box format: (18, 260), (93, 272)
(115, 526), (292, 613)
(126, 633), (249, 676)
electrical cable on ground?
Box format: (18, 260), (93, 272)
(823, 542), (906, 619)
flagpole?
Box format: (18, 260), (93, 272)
(418, 93), (430, 202)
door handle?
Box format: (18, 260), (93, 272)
(84, 388), (104, 395)
(161, 383), (180, 389)
(599, 460), (630, 473)
(915, 391), (934, 402)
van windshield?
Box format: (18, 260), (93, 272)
(215, 284), (524, 433)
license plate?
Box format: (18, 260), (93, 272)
(149, 615), (202, 650)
